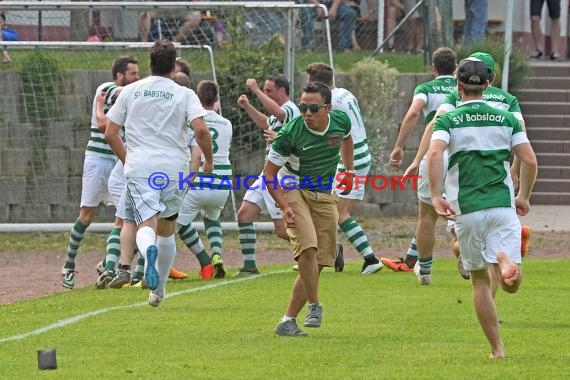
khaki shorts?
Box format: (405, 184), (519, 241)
(285, 189), (338, 267)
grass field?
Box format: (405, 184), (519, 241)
(1, 257), (569, 379)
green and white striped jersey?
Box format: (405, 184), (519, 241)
(432, 100), (529, 215)
(268, 109), (351, 190)
(191, 110), (233, 189)
(439, 85), (524, 123)
(332, 87), (371, 171)
(413, 75), (456, 125)
(86, 82), (122, 159)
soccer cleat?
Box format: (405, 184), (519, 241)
(96, 270), (116, 289)
(334, 242), (344, 272)
(211, 254), (226, 278)
(457, 256), (470, 280)
(521, 225), (531, 258)
(274, 319), (308, 337)
(233, 267), (260, 277)
(304, 303), (323, 328)
(199, 263), (214, 280)
(131, 277), (148, 289)
(168, 267), (188, 280)
(144, 245), (159, 291)
(414, 261), (432, 285)
(148, 291), (163, 307)
(380, 257), (414, 272)
(108, 270), (131, 289)
(60, 268), (77, 289)
(361, 256), (382, 275)
(95, 260), (105, 275)
(292, 264), (299, 272)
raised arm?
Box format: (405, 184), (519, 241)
(237, 94), (269, 130)
(246, 78), (286, 122)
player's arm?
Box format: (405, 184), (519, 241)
(512, 137), (538, 216)
(95, 91), (107, 131)
(237, 94), (269, 130)
(246, 78), (286, 122)
(188, 143), (201, 183)
(390, 98), (425, 168)
(403, 108), (445, 177)
(427, 138), (455, 220)
(105, 120), (126, 164)
(191, 117), (214, 173)
(338, 134), (354, 195)
(264, 159), (295, 228)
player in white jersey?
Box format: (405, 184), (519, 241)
(305, 62), (381, 275)
(427, 58), (537, 358)
(235, 74), (300, 275)
(60, 56), (140, 289)
(177, 80), (233, 279)
(105, 41), (213, 307)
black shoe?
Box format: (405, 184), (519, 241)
(530, 49), (543, 59)
(334, 243), (344, 272)
(550, 52), (561, 60)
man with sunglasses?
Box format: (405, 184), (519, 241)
(265, 81), (354, 336)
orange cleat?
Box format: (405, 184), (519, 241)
(521, 225), (532, 258)
(380, 257), (414, 272)
(199, 263), (213, 280)
(169, 267), (188, 280)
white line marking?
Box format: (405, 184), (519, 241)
(0, 270), (288, 344)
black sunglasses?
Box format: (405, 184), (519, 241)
(298, 103), (327, 113)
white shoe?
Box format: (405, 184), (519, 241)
(148, 291), (163, 307)
(413, 261), (431, 285)
(361, 262), (382, 275)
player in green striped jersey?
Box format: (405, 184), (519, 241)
(61, 56), (140, 289)
(428, 58), (537, 358)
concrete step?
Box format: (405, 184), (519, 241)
(526, 77), (570, 90)
(533, 179), (570, 192)
(531, 140), (570, 153)
(515, 89), (570, 102)
(537, 165), (570, 179)
(529, 63), (570, 77)
(536, 152), (570, 166)
(520, 101), (570, 115)
(526, 127), (570, 140)
(524, 115), (570, 129)
(531, 192), (570, 205)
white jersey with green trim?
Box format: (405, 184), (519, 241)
(265, 100), (301, 181)
(432, 100), (529, 215)
(413, 75), (456, 125)
(332, 87), (371, 171)
(190, 110), (233, 189)
(85, 82), (122, 159)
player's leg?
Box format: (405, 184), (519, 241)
(235, 192), (263, 275)
(413, 200), (438, 284)
(203, 189), (230, 278)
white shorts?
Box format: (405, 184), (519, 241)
(116, 185), (129, 221)
(177, 188), (229, 226)
(125, 177), (184, 225)
(417, 150), (449, 205)
(108, 160), (125, 208)
(455, 207), (522, 271)
(243, 176), (282, 219)
(80, 155), (116, 207)
(334, 165), (370, 200)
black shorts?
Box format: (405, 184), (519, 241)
(530, 0), (561, 19)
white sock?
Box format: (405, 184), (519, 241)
(281, 315), (295, 322)
(157, 235), (177, 295)
(136, 226), (156, 260)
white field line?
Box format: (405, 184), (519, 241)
(0, 270), (288, 345)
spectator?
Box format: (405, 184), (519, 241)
(385, 0), (405, 51)
(347, 0), (375, 51)
(1, 11), (12, 64)
(402, 0), (424, 54)
(300, 0), (357, 52)
(530, 0), (561, 60)
(463, 0), (488, 45)
(175, 11), (217, 47)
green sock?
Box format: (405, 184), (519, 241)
(132, 251), (144, 279)
(104, 227), (121, 271)
(404, 236), (419, 268)
(238, 222), (256, 269)
(64, 219), (88, 269)
(178, 223), (211, 267)
(418, 256), (433, 276)
(339, 217), (374, 259)
(204, 218), (223, 257)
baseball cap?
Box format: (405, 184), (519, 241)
(469, 51), (495, 77)
(457, 58), (490, 86)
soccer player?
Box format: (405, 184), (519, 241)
(267, 81), (354, 336)
(427, 58), (537, 358)
(234, 74), (300, 275)
(105, 40), (213, 307)
(380, 47), (457, 275)
(305, 62), (381, 275)
(177, 80), (233, 279)
(60, 56), (139, 289)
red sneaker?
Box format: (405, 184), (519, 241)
(380, 257), (413, 272)
(521, 225), (532, 258)
(199, 264), (213, 280)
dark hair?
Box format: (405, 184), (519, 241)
(457, 58), (489, 95)
(267, 74), (290, 96)
(150, 40), (176, 76)
(175, 57), (191, 76)
(197, 80), (218, 107)
(172, 72), (191, 88)
(112, 55), (138, 80)
(432, 47), (456, 76)
(306, 62), (334, 86)
(303, 81), (332, 104)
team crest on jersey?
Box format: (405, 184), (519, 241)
(327, 132), (343, 147)
(472, 104), (480, 109)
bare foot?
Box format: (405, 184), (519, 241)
(497, 252), (519, 286)
(489, 351), (505, 359)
